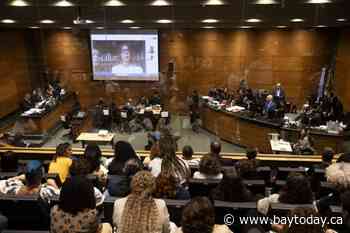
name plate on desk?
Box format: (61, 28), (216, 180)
(270, 140), (293, 152)
(103, 109), (109, 116)
(161, 111), (169, 118)
(121, 112), (127, 118)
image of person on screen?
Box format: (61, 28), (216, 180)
(111, 44), (144, 76)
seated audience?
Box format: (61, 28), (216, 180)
(84, 144), (108, 186)
(236, 148), (260, 179)
(108, 141), (141, 175)
(48, 143), (73, 187)
(51, 176), (112, 233)
(182, 145), (199, 166)
(113, 171), (173, 233)
(68, 158), (104, 206)
(153, 170), (179, 199)
(211, 168), (254, 202)
(176, 196), (233, 233)
(257, 172), (314, 215)
(193, 155), (223, 180)
(0, 160), (59, 200)
(272, 207), (325, 233)
(317, 147), (335, 169)
(107, 158), (141, 197)
(210, 141), (233, 166)
(148, 130), (190, 184)
(317, 161), (350, 213)
(0, 151), (19, 172)
(293, 128), (315, 155)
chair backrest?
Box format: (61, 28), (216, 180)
(0, 195), (50, 230)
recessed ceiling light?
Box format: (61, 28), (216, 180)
(104, 0), (124, 6)
(96, 27), (105, 29)
(54, 0), (74, 7)
(239, 26), (254, 29)
(63, 27), (72, 29)
(121, 19), (135, 24)
(204, 0), (225, 5)
(246, 18), (262, 23)
(40, 19), (55, 24)
(253, 0), (279, 4)
(10, 0), (30, 6)
(315, 25), (327, 28)
(156, 19), (172, 24)
(151, 0), (170, 6)
(29, 26), (40, 29)
(1, 19), (16, 24)
(202, 26), (216, 29)
(130, 26), (142, 29)
(291, 18), (304, 22)
(336, 18), (347, 22)
(86, 20), (95, 24)
(306, 0), (331, 3)
(202, 19), (219, 23)
(276, 25), (288, 28)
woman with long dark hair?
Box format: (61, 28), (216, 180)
(48, 143), (73, 187)
(51, 176), (112, 233)
(211, 168), (253, 202)
(258, 172), (314, 215)
(108, 141), (141, 175)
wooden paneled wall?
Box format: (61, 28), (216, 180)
(0, 28), (343, 118)
(36, 29), (334, 112)
(0, 30), (33, 118)
(335, 28), (350, 111)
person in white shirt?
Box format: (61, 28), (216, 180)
(112, 45), (144, 76)
(193, 155), (223, 180)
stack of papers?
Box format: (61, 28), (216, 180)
(21, 108), (45, 116)
(226, 106), (245, 112)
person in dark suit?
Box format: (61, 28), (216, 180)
(149, 92), (161, 105)
(263, 95), (276, 118)
(272, 83), (285, 105)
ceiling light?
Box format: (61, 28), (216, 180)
(10, 0), (30, 6)
(29, 26), (40, 29)
(104, 0), (125, 6)
(291, 18), (304, 22)
(202, 19), (219, 23)
(253, 0), (279, 4)
(202, 26), (216, 29)
(63, 27), (72, 29)
(151, 0), (170, 6)
(1, 19), (16, 24)
(204, 0), (225, 5)
(130, 26), (142, 29)
(239, 26), (253, 29)
(276, 25), (287, 28)
(315, 25), (327, 28)
(121, 19), (135, 24)
(96, 27), (105, 29)
(156, 19), (172, 23)
(86, 20), (95, 24)
(336, 18), (347, 22)
(306, 0), (331, 3)
(246, 18), (262, 23)
(54, 0), (74, 7)
(40, 19), (55, 24)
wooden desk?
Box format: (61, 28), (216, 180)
(201, 106), (347, 153)
(21, 94), (75, 135)
(76, 132), (115, 148)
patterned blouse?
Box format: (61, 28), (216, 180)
(50, 205), (101, 233)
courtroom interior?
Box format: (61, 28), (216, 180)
(0, 0), (350, 233)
